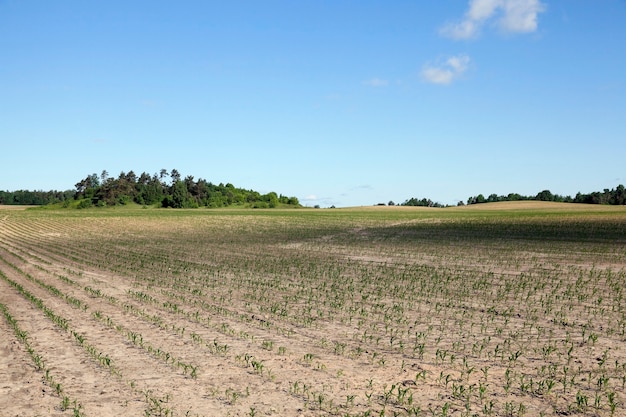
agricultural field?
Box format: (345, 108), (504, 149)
(0, 202), (625, 417)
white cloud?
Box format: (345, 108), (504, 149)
(468, 0), (502, 21)
(499, 0), (545, 33)
(304, 194), (317, 201)
(440, 0), (545, 39)
(364, 78), (389, 87)
(421, 55), (470, 85)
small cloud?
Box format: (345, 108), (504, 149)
(421, 55), (470, 85)
(499, 0), (546, 33)
(364, 78), (389, 87)
(91, 138), (109, 144)
(441, 0), (499, 39)
(440, 0), (546, 40)
(304, 194), (317, 201)
(441, 19), (479, 40)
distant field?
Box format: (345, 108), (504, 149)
(0, 205), (32, 210)
(1, 204), (625, 416)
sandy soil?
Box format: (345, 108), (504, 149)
(0, 208), (625, 416)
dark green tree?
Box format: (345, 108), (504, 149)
(536, 190), (554, 201)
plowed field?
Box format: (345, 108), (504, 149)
(1, 203), (625, 416)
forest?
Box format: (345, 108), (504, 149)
(1, 169), (300, 208)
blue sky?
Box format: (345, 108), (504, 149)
(1, 1), (625, 207)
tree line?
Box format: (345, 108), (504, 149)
(1, 169), (300, 208)
(0, 190), (74, 206)
(3, 176), (626, 208)
(393, 198), (447, 208)
(464, 184), (626, 206)
(389, 184), (626, 208)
